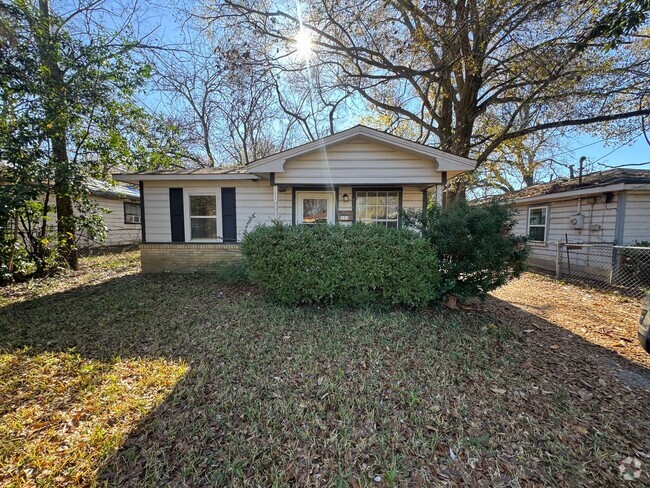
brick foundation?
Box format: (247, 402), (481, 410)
(140, 243), (242, 273)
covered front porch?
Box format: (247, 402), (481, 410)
(271, 184), (443, 228)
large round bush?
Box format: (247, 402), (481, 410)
(240, 222), (441, 308)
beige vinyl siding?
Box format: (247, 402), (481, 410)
(402, 186), (424, 212)
(512, 207), (528, 236)
(40, 194), (141, 245)
(142, 183), (171, 242)
(142, 182), (426, 242)
(514, 195), (619, 279)
(275, 140), (442, 185)
(143, 180), (290, 242)
(623, 192), (650, 244)
(93, 196), (141, 236)
(234, 183), (292, 235)
(514, 194), (618, 244)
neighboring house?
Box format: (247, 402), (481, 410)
(0, 171), (142, 249)
(503, 168), (650, 281)
(114, 125), (477, 273)
(81, 179), (142, 248)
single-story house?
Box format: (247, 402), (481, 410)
(503, 168), (650, 281)
(0, 169), (141, 248)
(81, 179), (142, 248)
(114, 125), (477, 273)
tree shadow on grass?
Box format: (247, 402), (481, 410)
(1, 275), (650, 486)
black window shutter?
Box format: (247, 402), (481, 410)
(169, 188), (185, 242)
(221, 187), (237, 242)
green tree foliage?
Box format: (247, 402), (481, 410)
(582, 0), (650, 49)
(404, 200), (530, 301)
(0, 0), (180, 279)
(241, 223), (441, 308)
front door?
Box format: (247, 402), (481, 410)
(295, 191), (336, 224)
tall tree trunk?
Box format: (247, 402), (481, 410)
(36, 0), (78, 269)
(52, 137), (78, 269)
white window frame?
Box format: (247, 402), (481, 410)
(185, 190), (222, 242)
(527, 206), (548, 242)
(354, 189), (401, 228)
(295, 191), (336, 224)
(124, 202), (141, 224)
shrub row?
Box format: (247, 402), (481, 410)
(240, 222), (441, 308)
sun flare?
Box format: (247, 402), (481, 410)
(294, 28), (313, 61)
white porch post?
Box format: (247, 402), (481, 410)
(273, 184), (279, 219)
(436, 184), (443, 206)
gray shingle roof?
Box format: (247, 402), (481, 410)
(508, 168), (650, 200)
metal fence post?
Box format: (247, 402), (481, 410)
(555, 241), (562, 279)
(609, 246), (617, 285)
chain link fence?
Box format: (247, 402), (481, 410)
(526, 242), (650, 298)
(77, 228), (142, 257)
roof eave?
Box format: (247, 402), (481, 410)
(113, 173), (261, 183)
(90, 190), (140, 200)
(510, 181), (650, 204)
(511, 183), (623, 204)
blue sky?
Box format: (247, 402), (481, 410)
(135, 0), (650, 173)
(569, 134), (650, 171)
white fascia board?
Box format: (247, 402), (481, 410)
(113, 173), (261, 183)
(622, 183), (650, 192)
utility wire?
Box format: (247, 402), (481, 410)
(585, 133), (649, 169)
(598, 160), (650, 168)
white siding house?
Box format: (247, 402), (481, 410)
(114, 125), (476, 273)
(504, 169), (650, 281)
(623, 192), (650, 244)
(80, 180), (142, 248)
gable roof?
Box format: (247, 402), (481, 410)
(506, 168), (650, 202)
(246, 124), (476, 173)
(113, 125), (477, 183)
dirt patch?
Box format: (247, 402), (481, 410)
(490, 273), (650, 388)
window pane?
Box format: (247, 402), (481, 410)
(357, 206), (368, 220)
(125, 202), (140, 216)
(191, 218), (217, 239)
(354, 189), (400, 226)
(302, 198), (328, 223)
(124, 202), (140, 223)
(190, 195), (216, 216)
(529, 226), (546, 241)
(529, 208), (546, 226)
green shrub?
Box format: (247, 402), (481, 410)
(404, 199), (529, 300)
(240, 222), (441, 308)
(619, 240), (650, 287)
